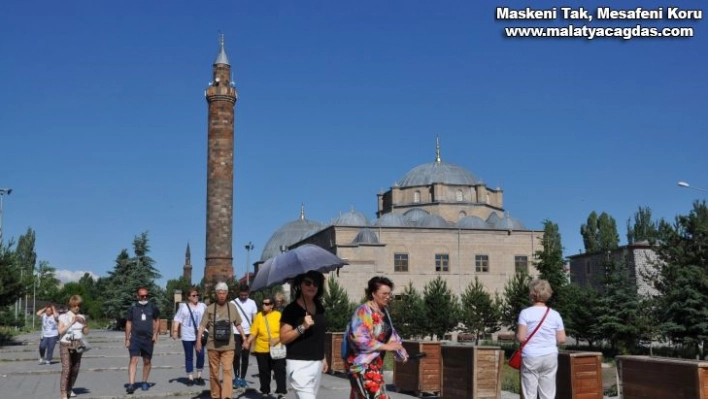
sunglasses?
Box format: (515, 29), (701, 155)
(190, 294), (200, 297)
(262, 302), (272, 306)
(138, 295), (149, 299)
(302, 278), (319, 288)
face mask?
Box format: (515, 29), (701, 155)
(138, 300), (148, 306)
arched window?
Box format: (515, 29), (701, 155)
(458, 211), (466, 220)
(456, 190), (463, 201)
(413, 191), (421, 203)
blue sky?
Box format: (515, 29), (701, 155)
(1, 0), (706, 285)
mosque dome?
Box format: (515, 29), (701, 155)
(397, 161), (479, 188)
(374, 213), (410, 227)
(352, 228), (380, 244)
(260, 206), (324, 261)
(331, 209), (370, 226)
(486, 212), (502, 225)
(416, 214), (449, 228)
(456, 216), (489, 229)
(403, 208), (430, 224)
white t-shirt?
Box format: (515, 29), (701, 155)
(173, 302), (207, 341)
(231, 298), (257, 335)
(41, 314), (59, 338)
(58, 312), (86, 343)
(518, 306), (564, 358)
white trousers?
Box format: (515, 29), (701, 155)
(521, 352), (558, 399)
(286, 359), (323, 399)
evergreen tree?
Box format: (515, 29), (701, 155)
(534, 220), (567, 309)
(594, 255), (642, 354)
(500, 272), (532, 331)
(388, 282), (427, 339)
(322, 274), (355, 332)
(627, 206), (659, 244)
(422, 277), (459, 340)
(651, 201), (708, 352)
(561, 283), (603, 346)
(459, 277), (501, 344)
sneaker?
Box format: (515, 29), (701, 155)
(38, 358), (44, 365)
(240, 379), (249, 388)
(233, 378), (240, 388)
(277, 395), (285, 399)
(141, 382), (149, 391)
(69, 390), (77, 397)
(262, 394), (270, 398)
(126, 384), (135, 394)
(45, 360), (52, 365)
(195, 377), (205, 386)
(187, 378), (194, 386)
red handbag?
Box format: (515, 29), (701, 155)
(508, 307), (550, 370)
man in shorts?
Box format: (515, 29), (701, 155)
(125, 287), (160, 394)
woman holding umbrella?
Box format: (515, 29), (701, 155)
(279, 271), (328, 399)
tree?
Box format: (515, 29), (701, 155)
(594, 254), (642, 354)
(580, 212), (600, 253)
(459, 277), (501, 344)
(580, 212), (619, 253)
(500, 272), (532, 331)
(0, 240), (23, 308)
(627, 206), (659, 244)
(322, 274), (355, 332)
(422, 277), (459, 340)
(562, 283), (603, 346)
(650, 201), (708, 352)
(388, 282), (427, 339)
(102, 232), (163, 320)
(534, 220), (567, 309)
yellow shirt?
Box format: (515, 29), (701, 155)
(250, 310), (282, 353)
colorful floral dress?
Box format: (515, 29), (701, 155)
(345, 303), (407, 399)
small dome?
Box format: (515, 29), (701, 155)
(493, 214), (527, 230)
(397, 161), (479, 187)
(352, 228), (380, 244)
(260, 207), (324, 261)
(457, 216), (489, 229)
(416, 214), (449, 228)
(331, 209), (369, 226)
(374, 213), (410, 227)
(486, 212), (502, 225)
(403, 208), (430, 223)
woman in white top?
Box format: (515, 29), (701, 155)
(172, 287), (208, 386)
(36, 303), (59, 364)
(516, 279), (566, 399)
(58, 295), (88, 399)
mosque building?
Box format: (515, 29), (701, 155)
(255, 139), (543, 299)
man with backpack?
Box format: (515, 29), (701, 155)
(230, 284), (257, 389)
(124, 287), (160, 394)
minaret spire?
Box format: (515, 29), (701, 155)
(435, 135), (441, 163)
(214, 33), (230, 65)
(300, 203), (305, 220)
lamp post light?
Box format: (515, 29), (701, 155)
(677, 181), (708, 193)
(0, 187), (12, 244)
(244, 242), (254, 285)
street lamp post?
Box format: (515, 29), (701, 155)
(678, 181), (708, 193)
(244, 242), (254, 285)
(0, 188), (13, 243)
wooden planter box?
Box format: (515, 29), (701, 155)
(556, 351), (604, 399)
(394, 340), (442, 396)
(519, 351), (603, 399)
(324, 332), (346, 374)
(617, 356), (708, 399)
(158, 319), (168, 335)
(441, 345), (503, 399)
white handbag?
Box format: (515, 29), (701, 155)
(265, 315), (287, 359)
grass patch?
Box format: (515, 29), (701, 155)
(501, 364), (520, 393)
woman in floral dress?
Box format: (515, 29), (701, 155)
(345, 276), (409, 399)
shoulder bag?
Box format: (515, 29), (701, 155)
(212, 303), (232, 343)
(264, 313), (286, 359)
(232, 300), (252, 326)
(62, 311), (83, 352)
(508, 307), (551, 370)
(187, 303), (208, 346)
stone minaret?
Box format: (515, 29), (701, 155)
(204, 34), (238, 285)
(183, 243), (193, 284)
